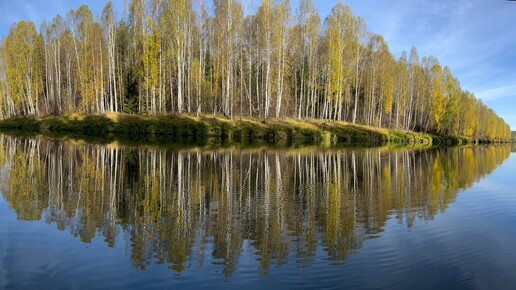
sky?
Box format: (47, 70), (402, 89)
(1, 0), (515, 129)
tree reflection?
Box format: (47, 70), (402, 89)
(0, 136), (511, 275)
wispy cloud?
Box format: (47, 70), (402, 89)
(475, 85), (516, 102)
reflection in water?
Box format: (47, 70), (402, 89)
(0, 136), (511, 275)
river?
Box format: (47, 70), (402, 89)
(0, 135), (514, 289)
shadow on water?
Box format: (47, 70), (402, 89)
(0, 134), (511, 276)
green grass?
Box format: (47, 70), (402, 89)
(0, 113), (488, 147)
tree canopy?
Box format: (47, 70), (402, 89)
(0, 0), (511, 141)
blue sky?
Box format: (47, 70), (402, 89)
(1, 0), (515, 129)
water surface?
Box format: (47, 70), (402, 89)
(0, 136), (515, 289)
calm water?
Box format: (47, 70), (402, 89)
(0, 136), (515, 290)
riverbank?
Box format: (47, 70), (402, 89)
(0, 113), (486, 147)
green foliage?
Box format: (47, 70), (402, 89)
(0, 114), (461, 148)
(123, 70), (139, 114)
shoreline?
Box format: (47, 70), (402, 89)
(0, 113), (503, 147)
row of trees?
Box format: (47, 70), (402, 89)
(0, 0), (511, 140)
(1, 136), (511, 273)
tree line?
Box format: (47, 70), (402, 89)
(0, 0), (511, 140)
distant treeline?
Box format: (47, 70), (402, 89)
(0, 0), (511, 140)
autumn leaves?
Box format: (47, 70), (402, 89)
(0, 0), (511, 141)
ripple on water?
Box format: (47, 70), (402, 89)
(0, 138), (514, 289)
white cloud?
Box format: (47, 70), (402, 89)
(475, 85), (516, 103)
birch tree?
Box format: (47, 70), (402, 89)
(0, 0), (510, 140)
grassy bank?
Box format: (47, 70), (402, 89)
(0, 113), (486, 147)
